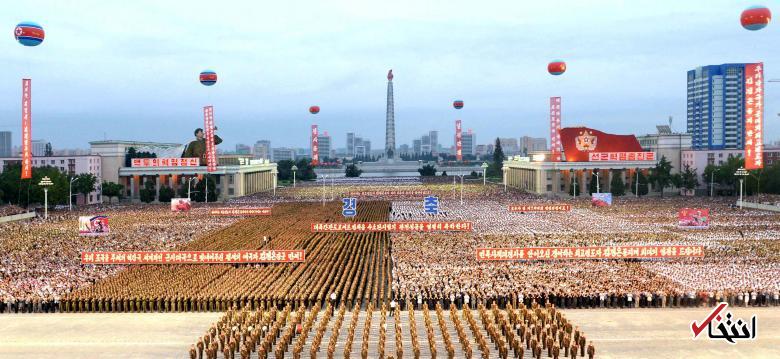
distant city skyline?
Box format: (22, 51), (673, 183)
(1, 1), (778, 151)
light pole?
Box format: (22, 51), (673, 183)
(38, 176), (53, 220)
(480, 162), (488, 186)
(187, 177), (197, 200)
(459, 173), (465, 205)
(594, 170), (600, 193)
(502, 165), (509, 192)
(69, 177), (77, 211)
(735, 167), (748, 209)
(710, 171), (714, 198)
(321, 175), (328, 206)
(204, 176), (209, 204)
(271, 168), (278, 197)
(635, 170), (639, 198)
(291, 165), (298, 188)
(571, 170), (578, 198)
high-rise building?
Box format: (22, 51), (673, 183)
(499, 138), (520, 156)
(318, 131), (332, 160)
(346, 133), (371, 158)
(385, 69), (396, 159)
(399, 144), (410, 155)
(519, 136), (547, 155)
(235, 144), (251, 155)
(412, 130), (439, 154)
(254, 140), (270, 159)
(32, 139), (48, 156)
(687, 63), (752, 150)
(412, 139), (422, 154)
(462, 130), (476, 156)
(272, 147), (296, 161)
(0, 131), (11, 157)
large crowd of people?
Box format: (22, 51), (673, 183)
(0, 205), (239, 313)
(3, 180), (779, 317)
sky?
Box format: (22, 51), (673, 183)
(1, 0), (779, 151)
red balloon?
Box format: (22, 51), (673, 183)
(741, 5), (772, 31)
(548, 60), (566, 75)
(309, 106), (320, 114)
(453, 100), (464, 109)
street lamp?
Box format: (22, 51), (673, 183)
(570, 169), (577, 198)
(502, 165), (509, 192)
(321, 174), (328, 206)
(271, 168), (278, 197)
(480, 162), (488, 186)
(38, 176), (53, 220)
(187, 177), (197, 200)
(291, 165), (298, 188)
(593, 170), (600, 193)
(69, 177), (77, 211)
(735, 167), (748, 209)
(459, 172), (465, 205)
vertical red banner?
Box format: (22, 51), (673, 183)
(311, 125), (319, 165)
(455, 120), (462, 161)
(203, 106), (216, 172)
(744, 63), (763, 170)
(550, 97), (562, 162)
(21, 79), (32, 179)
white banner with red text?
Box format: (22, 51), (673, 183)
(311, 221), (473, 232)
(476, 245), (704, 261)
(209, 208), (272, 216)
(81, 250), (305, 264)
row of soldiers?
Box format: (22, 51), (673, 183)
(189, 302), (596, 358)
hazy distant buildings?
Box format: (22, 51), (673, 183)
(519, 136), (547, 155)
(235, 144), (251, 155)
(32, 139), (48, 156)
(499, 138), (520, 156)
(638, 124), (692, 174)
(0, 131), (11, 157)
(461, 130), (476, 156)
(272, 147), (296, 162)
(254, 140), (271, 159)
(318, 132), (332, 160)
(346, 132), (372, 157)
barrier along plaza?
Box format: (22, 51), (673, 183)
(2, 178), (780, 358)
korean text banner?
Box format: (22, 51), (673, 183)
(311, 221), (473, 232)
(81, 250), (305, 264)
(311, 125), (319, 166)
(559, 127), (643, 162)
(744, 63), (764, 170)
(21, 79), (32, 179)
(678, 208), (710, 229)
(131, 158), (200, 167)
(476, 245), (704, 261)
(549, 97), (562, 161)
(509, 204), (571, 212)
(209, 208), (272, 216)
(203, 106), (217, 172)
(455, 120), (462, 161)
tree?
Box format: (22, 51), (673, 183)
(193, 175), (217, 202)
(0, 164), (68, 207)
(441, 171), (448, 176)
(158, 185), (175, 203)
(629, 170), (649, 196)
(486, 138), (505, 178)
(101, 181), (124, 203)
(44, 142), (53, 157)
(139, 178), (156, 203)
(344, 164), (362, 178)
(124, 147), (157, 167)
(610, 170), (626, 196)
(588, 173), (599, 194)
(418, 164), (437, 176)
(649, 155), (673, 197)
(680, 164), (699, 190)
(72, 173), (98, 203)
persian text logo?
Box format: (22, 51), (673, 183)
(691, 302), (756, 344)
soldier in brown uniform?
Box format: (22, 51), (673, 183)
(189, 345), (197, 359)
(587, 341), (595, 359)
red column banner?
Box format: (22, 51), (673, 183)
(455, 120), (462, 161)
(744, 63), (764, 170)
(203, 106), (217, 172)
(550, 97), (562, 162)
(21, 79), (32, 179)
(311, 125), (319, 166)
